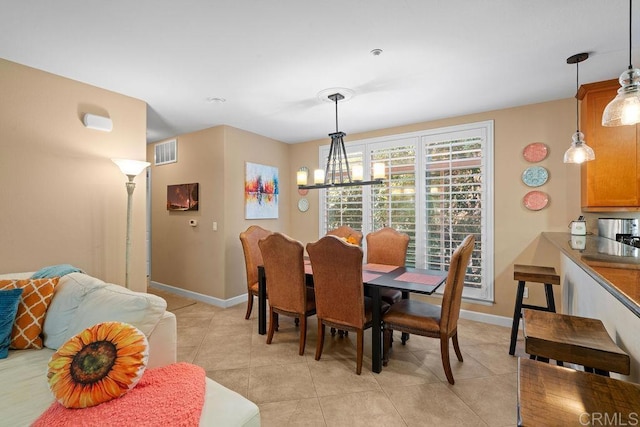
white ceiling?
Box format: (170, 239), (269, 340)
(1, 1), (637, 144)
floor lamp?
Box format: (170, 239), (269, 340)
(112, 159), (151, 289)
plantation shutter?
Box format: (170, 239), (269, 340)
(370, 141), (417, 266)
(421, 129), (485, 298)
(321, 149), (364, 233)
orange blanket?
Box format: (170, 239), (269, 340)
(33, 362), (206, 427)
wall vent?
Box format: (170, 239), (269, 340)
(154, 139), (177, 165)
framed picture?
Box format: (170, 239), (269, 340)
(245, 162), (278, 219)
(167, 183), (199, 211)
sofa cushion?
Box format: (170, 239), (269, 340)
(48, 321), (148, 408)
(42, 273), (167, 349)
(63, 282), (167, 346)
(0, 278), (59, 349)
(0, 288), (23, 358)
(42, 273), (109, 349)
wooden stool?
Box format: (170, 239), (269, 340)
(523, 309), (630, 376)
(509, 264), (559, 355)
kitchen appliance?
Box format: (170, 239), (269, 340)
(570, 216), (587, 235)
(598, 218), (640, 245)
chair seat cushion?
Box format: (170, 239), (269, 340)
(363, 296), (390, 325)
(249, 281), (259, 295)
(382, 299), (441, 333)
(380, 289), (402, 305)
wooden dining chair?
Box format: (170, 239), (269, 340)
(306, 235), (389, 375)
(366, 227), (410, 305)
(326, 225), (363, 245)
(239, 225), (272, 320)
(258, 232), (316, 355)
(382, 234), (475, 384)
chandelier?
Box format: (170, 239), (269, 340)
(297, 93), (385, 190)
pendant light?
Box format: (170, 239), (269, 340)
(602, 0), (640, 126)
(298, 93), (384, 189)
(564, 52), (595, 164)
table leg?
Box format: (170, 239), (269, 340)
(370, 286), (382, 373)
(258, 266), (266, 335)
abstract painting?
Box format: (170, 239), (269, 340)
(245, 162), (279, 219)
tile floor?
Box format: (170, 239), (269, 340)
(149, 288), (527, 427)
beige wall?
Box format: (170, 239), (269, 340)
(289, 98), (580, 318)
(148, 125), (290, 300)
(0, 59), (148, 291)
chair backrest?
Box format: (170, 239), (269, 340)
(258, 232), (307, 314)
(239, 225), (272, 289)
(365, 227), (410, 266)
(440, 234), (475, 333)
(326, 225), (363, 245)
(306, 235), (365, 328)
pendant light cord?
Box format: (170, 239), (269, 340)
(334, 96), (339, 133)
(576, 60), (580, 133)
(630, 0), (633, 70)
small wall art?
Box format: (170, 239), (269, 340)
(245, 162), (279, 219)
(167, 183), (199, 211)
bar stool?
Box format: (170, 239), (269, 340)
(523, 309), (630, 376)
(509, 264), (559, 355)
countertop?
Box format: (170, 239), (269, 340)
(542, 232), (640, 318)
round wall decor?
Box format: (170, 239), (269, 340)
(523, 142), (549, 162)
(523, 190), (549, 211)
(297, 198), (309, 212)
(522, 166), (549, 187)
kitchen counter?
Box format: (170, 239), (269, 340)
(542, 232), (640, 318)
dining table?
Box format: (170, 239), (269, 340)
(257, 261), (447, 373)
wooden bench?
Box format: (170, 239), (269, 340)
(518, 358), (640, 426)
(523, 309), (630, 376)
(509, 264), (559, 355)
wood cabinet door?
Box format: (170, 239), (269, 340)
(580, 80), (640, 210)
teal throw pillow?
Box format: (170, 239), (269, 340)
(0, 288), (23, 358)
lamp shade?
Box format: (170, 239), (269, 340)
(112, 159), (151, 177)
(601, 68), (640, 126)
(563, 132), (595, 164)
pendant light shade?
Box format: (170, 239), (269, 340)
(563, 131), (595, 163)
(602, 0), (640, 126)
(564, 52), (595, 164)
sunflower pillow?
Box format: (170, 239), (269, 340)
(47, 321), (149, 408)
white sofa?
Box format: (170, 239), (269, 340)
(0, 271), (260, 426)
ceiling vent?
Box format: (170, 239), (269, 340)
(154, 139), (177, 166)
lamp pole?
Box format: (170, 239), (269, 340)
(124, 174), (136, 289)
(112, 159), (150, 289)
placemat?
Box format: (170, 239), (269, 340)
(363, 263), (399, 273)
(394, 272), (444, 286)
(362, 272), (382, 283)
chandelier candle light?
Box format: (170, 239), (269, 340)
(298, 93), (385, 189)
(112, 158), (151, 289)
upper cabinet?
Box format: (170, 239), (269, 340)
(579, 79), (640, 211)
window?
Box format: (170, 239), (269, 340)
(319, 121), (494, 302)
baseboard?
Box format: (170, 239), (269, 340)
(151, 281), (514, 328)
(150, 281), (247, 309)
(460, 308), (514, 328)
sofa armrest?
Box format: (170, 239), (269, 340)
(147, 311), (177, 369)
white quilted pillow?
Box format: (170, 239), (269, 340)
(61, 283), (167, 344)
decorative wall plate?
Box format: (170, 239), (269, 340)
(522, 166), (549, 187)
(297, 188), (309, 196)
(297, 198), (309, 212)
(523, 190), (549, 211)
(523, 142), (549, 162)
